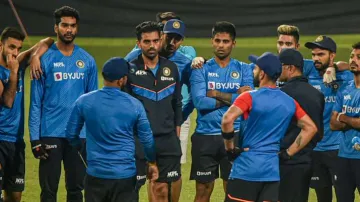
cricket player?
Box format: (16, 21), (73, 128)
(125, 19), (193, 164)
(330, 42), (360, 202)
(222, 52), (317, 202)
(0, 27), (54, 202)
(125, 21), (182, 202)
(66, 57), (159, 202)
(305, 36), (353, 202)
(29, 6), (98, 202)
(189, 21), (253, 202)
(278, 48), (325, 202)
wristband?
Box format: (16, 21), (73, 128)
(222, 130), (235, 140)
(337, 112), (345, 122)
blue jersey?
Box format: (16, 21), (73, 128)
(333, 80), (360, 159)
(66, 87), (156, 179)
(190, 58), (254, 135)
(125, 49), (194, 120)
(230, 88), (304, 181)
(307, 65), (353, 151)
(29, 44), (98, 141)
(0, 64), (25, 142)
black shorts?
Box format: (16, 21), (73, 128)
(225, 178), (279, 202)
(190, 134), (234, 183)
(310, 150), (340, 189)
(279, 164), (312, 202)
(85, 174), (136, 202)
(135, 133), (181, 184)
(0, 140), (25, 192)
(335, 157), (360, 202)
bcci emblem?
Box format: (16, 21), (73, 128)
(163, 67), (171, 76)
(76, 60), (85, 68)
(173, 21), (180, 29)
(231, 71), (240, 79)
(315, 35), (324, 42)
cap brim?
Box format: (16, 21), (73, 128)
(163, 30), (184, 38)
(304, 42), (325, 50)
(248, 55), (258, 64)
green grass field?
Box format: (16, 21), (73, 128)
(19, 35), (360, 201)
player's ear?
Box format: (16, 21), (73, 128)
(136, 40), (141, 48)
(232, 40), (236, 48)
(296, 43), (300, 50)
(54, 24), (58, 34)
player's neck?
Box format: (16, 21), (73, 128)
(354, 74), (360, 88)
(215, 56), (230, 68)
(0, 54), (6, 68)
(142, 54), (159, 69)
(259, 80), (276, 88)
(56, 41), (75, 56)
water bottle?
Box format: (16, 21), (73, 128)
(351, 136), (360, 151)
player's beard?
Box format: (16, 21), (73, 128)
(314, 58), (330, 71)
(350, 62), (360, 75)
(59, 33), (76, 45)
(143, 48), (158, 60)
(253, 72), (260, 87)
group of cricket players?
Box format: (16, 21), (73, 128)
(0, 4), (360, 202)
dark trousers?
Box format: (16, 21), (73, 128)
(85, 174), (136, 202)
(279, 163), (312, 202)
(39, 137), (86, 202)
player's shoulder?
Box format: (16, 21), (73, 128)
(125, 48), (141, 62)
(0, 65), (10, 81)
(41, 43), (58, 60)
(174, 51), (191, 64)
(178, 45), (196, 59)
(75, 45), (95, 62)
(76, 89), (99, 104)
(160, 56), (177, 70)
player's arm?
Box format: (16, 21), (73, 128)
(221, 92), (251, 150)
(0, 54), (20, 108)
(330, 91), (350, 131)
(172, 66), (183, 137)
(179, 45), (197, 60)
(29, 72), (47, 159)
(65, 100), (84, 149)
(211, 63), (254, 105)
(285, 101), (318, 157)
(190, 68), (225, 111)
(124, 48), (141, 62)
(337, 113), (360, 130)
(86, 59), (99, 93)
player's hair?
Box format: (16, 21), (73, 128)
(0, 27), (25, 43)
(54, 6), (80, 25)
(352, 42), (360, 50)
(212, 21), (236, 41)
(277, 25), (300, 44)
(135, 21), (162, 40)
(156, 12), (181, 23)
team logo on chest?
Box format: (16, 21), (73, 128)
(76, 60), (85, 68)
(163, 67), (171, 76)
(231, 71), (239, 79)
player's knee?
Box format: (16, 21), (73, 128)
(153, 182), (168, 197)
(196, 181), (213, 196)
(4, 192), (22, 202)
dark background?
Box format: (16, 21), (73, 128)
(1, 0), (360, 37)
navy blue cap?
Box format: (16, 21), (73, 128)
(248, 52), (282, 80)
(279, 48), (304, 70)
(305, 35), (337, 53)
(102, 57), (129, 80)
(163, 19), (185, 38)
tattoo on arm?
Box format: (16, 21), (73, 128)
(295, 135), (302, 148)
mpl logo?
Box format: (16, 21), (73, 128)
(54, 62), (65, 68)
(344, 95), (351, 100)
(208, 72), (219, 77)
(135, 70), (147, 76)
(167, 171), (179, 178)
(15, 178), (24, 184)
